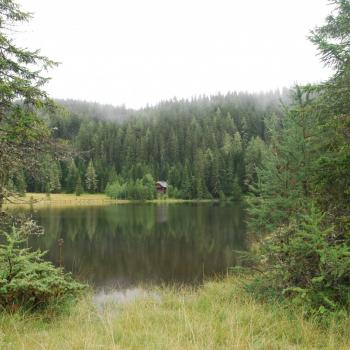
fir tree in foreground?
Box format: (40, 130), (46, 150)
(246, 0), (350, 316)
(0, 220), (85, 310)
(0, 0), (84, 310)
(0, 0), (59, 208)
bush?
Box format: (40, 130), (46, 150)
(105, 181), (127, 199)
(167, 185), (181, 198)
(0, 223), (86, 311)
(246, 205), (350, 316)
(105, 174), (156, 200)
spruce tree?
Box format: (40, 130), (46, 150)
(231, 175), (242, 201)
(85, 160), (98, 193)
(244, 136), (266, 188)
(246, 1), (350, 311)
(0, 0), (57, 208)
(75, 174), (83, 196)
(209, 154), (221, 198)
(247, 105), (315, 235)
(181, 164), (193, 199)
(66, 160), (79, 193)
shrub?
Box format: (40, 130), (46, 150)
(105, 174), (156, 200)
(105, 181), (127, 199)
(246, 205), (350, 316)
(0, 223), (86, 311)
(167, 185), (181, 198)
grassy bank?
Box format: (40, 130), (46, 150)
(4, 193), (215, 208)
(4, 193), (118, 208)
(1, 277), (349, 350)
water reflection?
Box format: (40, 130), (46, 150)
(93, 288), (161, 309)
(25, 203), (246, 288)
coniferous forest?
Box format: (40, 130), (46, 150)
(21, 91), (288, 200)
(1, 0), (350, 348)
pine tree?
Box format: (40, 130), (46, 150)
(142, 173), (156, 199)
(85, 160), (98, 193)
(308, 0), (350, 218)
(66, 160), (79, 193)
(209, 153), (221, 198)
(75, 174), (83, 196)
(168, 165), (181, 189)
(0, 0), (57, 208)
(244, 136), (266, 188)
(181, 163), (193, 199)
(41, 156), (62, 194)
(193, 150), (208, 199)
(247, 106), (315, 235)
(50, 162), (62, 193)
(231, 175), (242, 201)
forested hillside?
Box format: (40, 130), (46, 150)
(21, 91), (289, 199)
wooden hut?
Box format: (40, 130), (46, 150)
(155, 181), (167, 194)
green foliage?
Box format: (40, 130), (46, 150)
(0, 2), (56, 111)
(309, 0), (350, 73)
(105, 173), (156, 200)
(85, 160), (98, 193)
(308, 0), (350, 219)
(75, 174), (83, 196)
(8, 170), (26, 196)
(247, 107), (312, 235)
(246, 1), (350, 316)
(231, 176), (242, 201)
(167, 185), (182, 199)
(219, 191), (226, 202)
(0, 0), (88, 314)
(0, 224), (86, 310)
(42, 156), (62, 194)
(65, 160), (79, 193)
(24, 90), (287, 199)
(0, 0), (58, 207)
(250, 205), (350, 315)
(141, 173), (157, 199)
(244, 136), (266, 188)
(105, 181), (126, 199)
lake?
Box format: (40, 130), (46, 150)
(22, 203), (246, 289)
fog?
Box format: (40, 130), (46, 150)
(18, 0), (332, 108)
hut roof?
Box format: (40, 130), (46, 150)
(156, 181), (168, 188)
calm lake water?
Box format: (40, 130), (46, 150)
(22, 203), (246, 289)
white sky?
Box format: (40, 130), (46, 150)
(17, 0), (332, 109)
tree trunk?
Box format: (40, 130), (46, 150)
(0, 191), (4, 211)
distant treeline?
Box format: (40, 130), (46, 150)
(17, 91), (290, 199)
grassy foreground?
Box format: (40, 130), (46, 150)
(1, 277), (349, 350)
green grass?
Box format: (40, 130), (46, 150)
(4, 192), (119, 208)
(1, 277), (349, 349)
(4, 193), (215, 208)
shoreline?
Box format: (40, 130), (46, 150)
(3, 192), (218, 208)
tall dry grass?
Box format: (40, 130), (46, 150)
(0, 277), (349, 349)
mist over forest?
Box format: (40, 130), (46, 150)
(18, 89), (291, 199)
(2, 0), (350, 346)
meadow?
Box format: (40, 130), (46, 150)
(1, 277), (349, 350)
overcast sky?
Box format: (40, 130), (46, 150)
(17, 0), (332, 109)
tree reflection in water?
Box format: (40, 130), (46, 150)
(27, 203), (246, 289)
